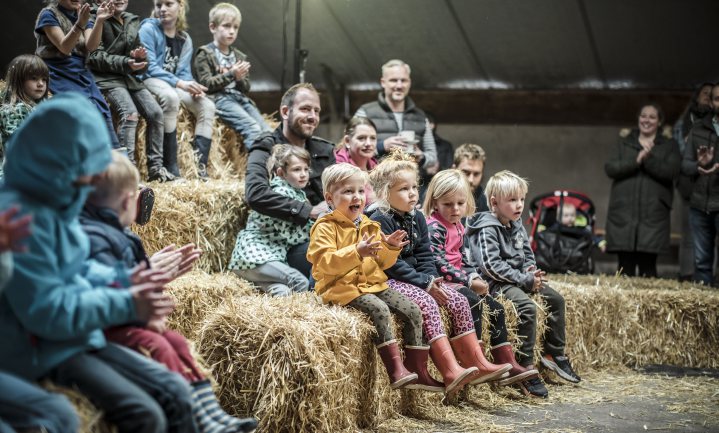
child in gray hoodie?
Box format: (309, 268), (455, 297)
(464, 170), (581, 398)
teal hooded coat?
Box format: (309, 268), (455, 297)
(0, 93), (137, 380)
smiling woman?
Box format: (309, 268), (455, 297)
(604, 103), (681, 278)
(335, 116), (379, 204)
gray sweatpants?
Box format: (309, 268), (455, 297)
(233, 261), (310, 296)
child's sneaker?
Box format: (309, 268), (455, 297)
(516, 376), (549, 398)
(541, 354), (581, 383)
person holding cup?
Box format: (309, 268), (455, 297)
(355, 59), (437, 172)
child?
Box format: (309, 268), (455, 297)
(0, 55), (49, 148)
(86, 0), (174, 182)
(464, 170), (581, 398)
(80, 151), (257, 433)
(228, 144), (311, 296)
(0, 92), (200, 432)
(423, 169), (539, 390)
(193, 2), (271, 149)
(34, 0), (120, 148)
(307, 163), (420, 390)
(140, 0), (215, 178)
(453, 143), (489, 213)
(367, 153), (508, 394)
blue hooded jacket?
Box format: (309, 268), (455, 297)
(0, 93), (137, 380)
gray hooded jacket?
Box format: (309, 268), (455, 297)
(464, 212), (535, 293)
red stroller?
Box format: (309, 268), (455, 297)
(527, 190), (596, 274)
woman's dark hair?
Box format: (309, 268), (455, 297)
(2, 54), (49, 106)
(637, 103), (665, 126)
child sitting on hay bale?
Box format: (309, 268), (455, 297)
(367, 152), (507, 395)
(465, 170), (581, 398)
(423, 169), (539, 388)
(228, 144), (311, 296)
(80, 151), (258, 433)
(307, 163), (423, 390)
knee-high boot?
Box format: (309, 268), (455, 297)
(193, 135), (212, 179)
(427, 336), (478, 394)
(490, 343), (539, 386)
(403, 345), (444, 393)
(163, 131), (181, 177)
(376, 340), (418, 389)
(450, 330), (512, 384)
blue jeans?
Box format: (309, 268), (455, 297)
(214, 93), (271, 148)
(689, 208), (719, 285)
(0, 371), (79, 433)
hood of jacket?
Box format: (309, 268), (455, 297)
(3, 93), (112, 218)
(465, 211), (505, 234)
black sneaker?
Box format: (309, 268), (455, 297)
(541, 354), (581, 383)
(148, 167), (177, 183)
(517, 377), (549, 398)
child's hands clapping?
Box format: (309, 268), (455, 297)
(76, 3), (92, 28)
(470, 277), (489, 295)
(130, 47), (147, 61)
(356, 232), (381, 258)
(129, 262), (174, 323)
(381, 230), (409, 249)
(150, 243), (202, 279)
(0, 207), (32, 253)
(526, 265), (546, 292)
(427, 278), (449, 306)
(231, 60), (251, 80)
(95, 1), (115, 22)
(128, 47), (148, 71)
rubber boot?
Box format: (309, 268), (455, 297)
(403, 345), (444, 392)
(428, 336), (478, 394)
(193, 135), (212, 179)
(450, 330), (512, 385)
(376, 340), (418, 389)
(163, 131), (181, 177)
(490, 343), (539, 386)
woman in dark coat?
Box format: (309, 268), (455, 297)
(605, 103), (681, 277)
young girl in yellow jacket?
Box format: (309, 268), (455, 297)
(307, 163), (422, 389)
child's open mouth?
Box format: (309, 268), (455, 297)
(349, 204), (361, 212)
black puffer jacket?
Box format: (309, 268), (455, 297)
(367, 205), (436, 289)
(245, 126), (335, 225)
(681, 114), (719, 212)
(605, 129), (681, 254)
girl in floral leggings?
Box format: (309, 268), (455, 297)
(367, 152), (511, 394)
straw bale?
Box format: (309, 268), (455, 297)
(132, 180), (247, 273)
(41, 382), (114, 433)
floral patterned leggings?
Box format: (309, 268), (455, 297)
(387, 279), (475, 343)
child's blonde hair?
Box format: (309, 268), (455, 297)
(421, 169), (475, 216)
(267, 144), (310, 178)
(88, 151), (140, 206)
(322, 163), (368, 195)
(209, 2), (241, 26)
(368, 150), (418, 212)
(2, 54), (49, 106)
(484, 170), (529, 210)
(152, 0), (189, 32)
(453, 143), (486, 166)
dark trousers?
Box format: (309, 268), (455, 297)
(0, 371), (79, 433)
(496, 284), (566, 366)
(287, 241), (312, 278)
(689, 208), (719, 285)
(617, 251), (657, 278)
(457, 286), (509, 346)
(47, 343), (198, 433)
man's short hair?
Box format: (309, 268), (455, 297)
(209, 2), (241, 26)
(321, 163), (368, 195)
(381, 59), (411, 76)
(485, 170), (529, 204)
(453, 143), (486, 166)
(280, 83), (318, 109)
(88, 151), (139, 205)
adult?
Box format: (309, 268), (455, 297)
(605, 103), (681, 278)
(355, 59), (437, 171)
(673, 83), (713, 281)
(425, 111), (454, 175)
(334, 116), (378, 204)
(453, 143), (489, 213)
(681, 83), (719, 286)
(245, 83), (335, 277)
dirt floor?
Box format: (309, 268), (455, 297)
(373, 367), (719, 433)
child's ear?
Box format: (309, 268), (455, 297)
(276, 167), (286, 178)
(324, 191), (333, 205)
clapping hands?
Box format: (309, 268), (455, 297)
(0, 207), (32, 253)
(697, 146), (719, 175)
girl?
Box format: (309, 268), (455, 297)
(307, 163), (420, 390)
(367, 153), (510, 394)
(335, 116), (379, 204)
(34, 0), (120, 148)
(229, 144), (312, 296)
(423, 169), (539, 388)
(86, 0), (174, 182)
(139, 0), (215, 179)
(1, 55), (49, 149)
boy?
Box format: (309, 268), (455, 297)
(0, 93), (199, 433)
(464, 170), (581, 398)
(80, 152), (258, 433)
(453, 143), (489, 212)
(193, 2), (271, 149)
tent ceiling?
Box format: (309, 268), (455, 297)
(4, 0), (717, 91)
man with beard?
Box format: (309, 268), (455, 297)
(355, 59), (437, 171)
(245, 83), (335, 277)
(682, 82), (719, 286)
